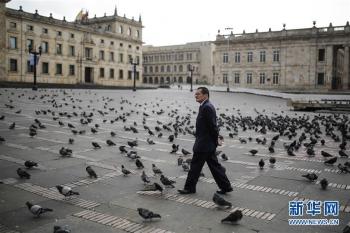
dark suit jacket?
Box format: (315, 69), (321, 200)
(193, 99), (219, 153)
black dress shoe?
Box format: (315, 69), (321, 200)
(216, 187), (233, 195)
(178, 189), (196, 194)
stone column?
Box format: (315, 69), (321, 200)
(325, 45), (334, 90)
(0, 0), (10, 81)
(343, 46), (349, 90)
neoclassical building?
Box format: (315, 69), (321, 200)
(214, 23), (350, 90)
(0, 0), (143, 86)
(142, 42), (215, 85)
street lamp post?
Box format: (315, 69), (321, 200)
(188, 64), (194, 92)
(225, 27), (233, 92)
(130, 57), (139, 91)
(29, 45), (42, 91)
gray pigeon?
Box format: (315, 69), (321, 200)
(26, 201), (53, 217)
(141, 171), (150, 184)
(137, 208), (161, 221)
(302, 173), (318, 181)
(213, 193), (232, 209)
(221, 210), (243, 224)
(160, 175), (176, 188)
(53, 225), (71, 233)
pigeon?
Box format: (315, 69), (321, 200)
(0, 136), (5, 142)
(302, 173), (318, 181)
(9, 122), (15, 129)
(127, 140), (138, 148)
(160, 175), (176, 188)
(168, 135), (174, 142)
(67, 123), (75, 128)
(181, 148), (191, 156)
(29, 130), (37, 137)
(339, 150), (349, 158)
(152, 164), (162, 175)
(142, 182), (163, 192)
(110, 131), (116, 137)
(17, 168), (30, 179)
(56, 185), (79, 197)
(106, 139), (116, 146)
(239, 138), (247, 144)
(53, 225), (71, 233)
(320, 178), (328, 190)
(249, 149), (258, 156)
(258, 159), (265, 169)
(26, 201), (53, 217)
(177, 156), (183, 166)
(221, 153), (228, 161)
(269, 157), (276, 166)
(121, 165), (131, 176)
(92, 142), (101, 149)
(212, 193), (232, 209)
(135, 159), (144, 169)
(221, 210), (243, 224)
(324, 157), (337, 165)
(91, 128), (98, 134)
(141, 171), (150, 184)
(338, 163), (349, 173)
(59, 147), (72, 157)
(86, 166), (98, 178)
(119, 146), (127, 153)
(170, 144), (179, 153)
(268, 146), (275, 153)
(287, 149), (296, 156)
(343, 224), (350, 233)
(321, 151), (333, 158)
(147, 138), (155, 145)
(182, 162), (190, 172)
(68, 138), (74, 144)
(24, 160), (38, 169)
(137, 208), (161, 221)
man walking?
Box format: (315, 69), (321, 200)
(178, 87), (233, 195)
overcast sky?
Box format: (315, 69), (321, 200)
(6, 0), (350, 46)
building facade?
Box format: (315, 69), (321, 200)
(142, 42), (215, 85)
(214, 23), (350, 90)
(0, 1), (143, 86)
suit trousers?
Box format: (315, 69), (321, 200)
(184, 151), (231, 192)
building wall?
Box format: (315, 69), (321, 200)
(3, 4), (143, 87)
(0, 1), (9, 80)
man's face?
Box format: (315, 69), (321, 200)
(195, 89), (207, 103)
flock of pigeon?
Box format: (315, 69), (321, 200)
(0, 89), (349, 232)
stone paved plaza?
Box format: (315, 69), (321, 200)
(0, 88), (349, 233)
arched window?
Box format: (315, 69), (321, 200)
(166, 77), (170, 83)
(119, 25), (123, 34)
(155, 66), (159, 73)
(144, 66), (148, 73)
(149, 77), (153, 84)
(166, 65), (171, 72)
(128, 27), (131, 36)
(174, 65), (177, 72)
(150, 66), (153, 73)
(160, 77), (164, 84)
(136, 30), (140, 38)
(186, 76), (191, 84)
(143, 77), (147, 83)
(179, 77), (183, 83)
(160, 66), (164, 72)
(179, 65), (183, 72)
(154, 77), (159, 84)
(107, 25), (111, 31)
(173, 77), (177, 83)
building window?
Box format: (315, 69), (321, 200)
(161, 66), (164, 72)
(273, 50), (280, 62)
(99, 50), (105, 60)
(136, 46), (140, 50)
(56, 64), (62, 75)
(26, 39), (33, 51)
(10, 22), (17, 29)
(85, 48), (93, 60)
(259, 73), (266, 84)
(9, 37), (17, 49)
(128, 55), (133, 63)
(42, 28), (48, 34)
(136, 30), (140, 38)
(110, 69), (114, 79)
(273, 73), (279, 84)
(69, 65), (75, 75)
(56, 43), (62, 55)
(69, 45), (75, 56)
(128, 27), (131, 36)
(70, 33), (75, 39)
(136, 71), (139, 80)
(106, 25), (111, 31)
(235, 52), (240, 63)
(234, 73), (240, 84)
(110, 41), (114, 46)
(41, 41), (49, 53)
(9, 59), (17, 72)
(260, 51), (266, 62)
(223, 73), (228, 83)
(110, 52), (114, 62)
(318, 49), (325, 62)
(120, 43), (123, 47)
(317, 73), (325, 85)
(167, 65), (171, 72)
(128, 70), (132, 80)
(246, 73), (252, 84)
(119, 69), (123, 79)
(42, 62), (49, 74)
(187, 53), (192, 60)
(173, 65), (177, 72)
(26, 60), (34, 73)
(100, 39), (104, 44)
(155, 66), (159, 73)
(57, 31), (62, 37)
(223, 53), (228, 63)
(99, 68), (104, 78)
(179, 65), (183, 72)
(119, 53), (124, 63)
(150, 66), (153, 73)
(128, 44), (132, 49)
(119, 25), (123, 34)
(136, 56), (140, 64)
(144, 66), (148, 73)
(27, 25), (33, 31)
(247, 52), (253, 62)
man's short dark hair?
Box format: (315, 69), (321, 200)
(197, 87), (209, 98)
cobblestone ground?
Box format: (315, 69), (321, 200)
(0, 88), (349, 233)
